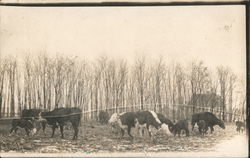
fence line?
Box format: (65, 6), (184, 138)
(0, 103), (245, 122)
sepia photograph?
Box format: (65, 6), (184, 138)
(0, 0), (248, 157)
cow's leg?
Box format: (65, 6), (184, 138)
(210, 126), (214, 134)
(127, 126), (133, 139)
(138, 127), (142, 136)
(142, 128), (145, 136)
(204, 125), (209, 134)
(42, 122), (46, 133)
(72, 122), (79, 140)
(147, 124), (152, 138)
(198, 127), (202, 134)
(172, 129), (176, 137)
(74, 127), (79, 140)
(9, 127), (16, 134)
(191, 122), (195, 131)
(185, 128), (189, 137)
(72, 126), (76, 140)
(205, 126), (210, 133)
(59, 125), (64, 139)
(203, 128), (206, 135)
(14, 128), (19, 133)
(178, 130), (181, 137)
(25, 128), (30, 136)
(120, 128), (125, 138)
(174, 132), (176, 137)
(51, 125), (56, 138)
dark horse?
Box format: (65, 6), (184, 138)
(41, 107), (82, 140)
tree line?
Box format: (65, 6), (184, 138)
(0, 53), (246, 122)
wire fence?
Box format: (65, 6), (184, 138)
(0, 104), (246, 123)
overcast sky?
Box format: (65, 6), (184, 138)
(0, 5), (246, 77)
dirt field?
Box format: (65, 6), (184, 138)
(0, 119), (247, 153)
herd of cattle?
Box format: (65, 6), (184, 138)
(8, 107), (246, 141)
(105, 110), (225, 140)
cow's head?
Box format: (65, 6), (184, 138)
(159, 123), (173, 136)
(108, 113), (120, 132)
(108, 113), (119, 125)
(27, 120), (37, 136)
(217, 120), (225, 129)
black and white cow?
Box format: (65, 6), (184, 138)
(134, 110), (171, 140)
(136, 113), (173, 137)
(108, 112), (136, 139)
(108, 112), (123, 134)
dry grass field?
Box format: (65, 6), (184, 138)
(0, 119), (246, 153)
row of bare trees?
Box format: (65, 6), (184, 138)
(0, 54), (246, 121)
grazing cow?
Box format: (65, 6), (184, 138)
(116, 112), (137, 139)
(10, 119), (37, 136)
(134, 110), (170, 140)
(157, 113), (174, 128)
(41, 107), (82, 140)
(98, 110), (110, 124)
(171, 119), (189, 137)
(197, 120), (207, 136)
(191, 112), (225, 134)
(21, 109), (47, 132)
(136, 113), (173, 137)
(236, 121), (245, 133)
(108, 113), (121, 134)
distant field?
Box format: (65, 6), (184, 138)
(0, 119), (244, 153)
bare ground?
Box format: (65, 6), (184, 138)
(0, 120), (247, 154)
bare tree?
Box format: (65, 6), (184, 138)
(15, 60), (23, 116)
(151, 57), (165, 112)
(189, 61), (210, 114)
(133, 55), (149, 110)
(167, 62), (177, 121)
(228, 72), (237, 122)
(0, 56), (7, 118)
(6, 57), (17, 116)
(24, 54), (33, 109)
(209, 74), (219, 113)
(217, 66), (230, 121)
(115, 60), (128, 112)
(51, 56), (67, 108)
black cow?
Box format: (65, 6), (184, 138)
(116, 112), (137, 139)
(171, 119), (189, 137)
(236, 121), (245, 133)
(21, 109), (47, 132)
(10, 119), (37, 136)
(41, 107), (82, 140)
(98, 110), (110, 124)
(197, 120), (207, 136)
(192, 112), (225, 134)
(21, 109), (44, 120)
